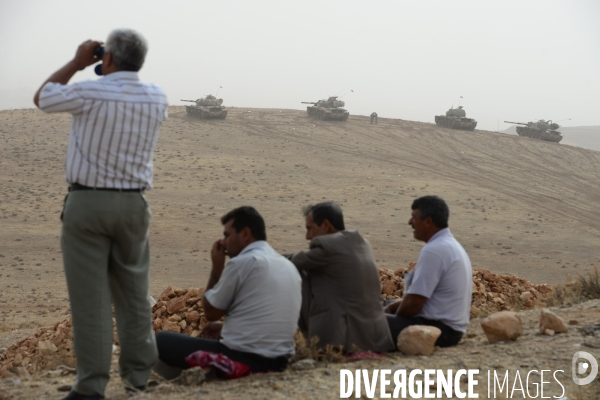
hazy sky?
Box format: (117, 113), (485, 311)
(1, 0), (599, 131)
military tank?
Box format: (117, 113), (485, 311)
(504, 120), (562, 143)
(181, 95), (227, 119)
(435, 106), (477, 131)
(301, 96), (349, 121)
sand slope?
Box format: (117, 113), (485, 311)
(1, 106), (600, 338)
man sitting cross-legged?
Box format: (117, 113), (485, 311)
(288, 202), (394, 354)
(154, 206), (302, 377)
(385, 195), (472, 348)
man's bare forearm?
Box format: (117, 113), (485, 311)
(205, 266), (224, 291)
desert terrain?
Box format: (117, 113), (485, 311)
(1, 107), (600, 398)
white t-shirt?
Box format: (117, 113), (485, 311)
(405, 228), (472, 332)
(204, 241), (302, 357)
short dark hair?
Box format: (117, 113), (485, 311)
(411, 195), (449, 229)
(303, 201), (345, 231)
(221, 206), (267, 241)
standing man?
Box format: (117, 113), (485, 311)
(385, 196), (472, 348)
(34, 29), (168, 400)
(289, 202), (394, 353)
(370, 112), (378, 124)
(155, 206), (302, 376)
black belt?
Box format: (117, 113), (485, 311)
(69, 183), (145, 193)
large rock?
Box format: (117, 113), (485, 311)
(540, 309), (568, 334)
(167, 297), (187, 314)
(37, 340), (58, 355)
(397, 325), (441, 356)
(382, 280), (396, 296)
(481, 311), (523, 343)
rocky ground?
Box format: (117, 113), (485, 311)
(1, 297), (600, 399)
(1, 106), (600, 399)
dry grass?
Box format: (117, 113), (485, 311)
(0, 316), (16, 333)
(293, 332), (346, 363)
(545, 268), (600, 307)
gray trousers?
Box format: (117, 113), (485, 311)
(61, 190), (157, 396)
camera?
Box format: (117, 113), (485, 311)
(93, 46), (105, 76)
(93, 46), (105, 59)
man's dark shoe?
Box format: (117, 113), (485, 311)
(58, 390), (105, 400)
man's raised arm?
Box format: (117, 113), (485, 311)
(34, 40), (102, 107)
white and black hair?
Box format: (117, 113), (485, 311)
(105, 28), (148, 72)
(303, 201), (346, 231)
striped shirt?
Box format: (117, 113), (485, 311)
(38, 71), (169, 189)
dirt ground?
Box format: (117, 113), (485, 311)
(1, 107), (600, 398)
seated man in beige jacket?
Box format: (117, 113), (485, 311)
(288, 202), (394, 353)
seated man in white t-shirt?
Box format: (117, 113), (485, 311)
(384, 196), (472, 348)
(155, 206), (302, 376)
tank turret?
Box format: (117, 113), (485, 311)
(301, 96), (349, 121)
(435, 106), (477, 131)
(504, 120), (562, 143)
(182, 95), (227, 119)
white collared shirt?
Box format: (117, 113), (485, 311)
(405, 228), (472, 332)
(38, 71), (169, 189)
(204, 241), (302, 358)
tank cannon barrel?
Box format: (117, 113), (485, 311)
(301, 102), (317, 104)
(504, 121), (527, 125)
(181, 100), (197, 103)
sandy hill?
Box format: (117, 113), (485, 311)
(1, 106), (600, 335)
(504, 124), (600, 151)
(2, 107), (600, 398)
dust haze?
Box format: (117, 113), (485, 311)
(1, 0), (599, 134)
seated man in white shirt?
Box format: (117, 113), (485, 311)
(385, 196), (472, 348)
(155, 206), (302, 376)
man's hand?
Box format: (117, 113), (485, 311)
(205, 239), (226, 292)
(396, 294), (427, 317)
(199, 321), (223, 339)
(72, 40), (104, 70)
(210, 239), (226, 272)
(384, 300), (402, 314)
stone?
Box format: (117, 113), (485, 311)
(543, 329), (555, 336)
(540, 309), (568, 334)
(37, 340), (57, 355)
(168, 315), (182, 322)
(397, 325), (441, 356)
(161, 319), (181, 333)
(520, 291), (531, 302)
(481, 311), (523, 343)
(185, 311), (201, 323)
(167, 297), (187, 314)
(160, 285), (176, 298)
(175, 366), (206, 386)
(291, 359), (316, 370)
(382, 280), (396, 296)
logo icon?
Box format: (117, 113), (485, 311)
(572, 351), (598, 385)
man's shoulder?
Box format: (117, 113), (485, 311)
(313, 230), (364, 245)
(235, 241), (289, 264)
(311, 230), (369, 255)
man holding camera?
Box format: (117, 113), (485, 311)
(34, 29), (168, 400)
